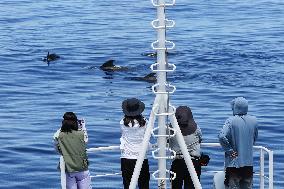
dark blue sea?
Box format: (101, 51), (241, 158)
(0, 0), (283, 188)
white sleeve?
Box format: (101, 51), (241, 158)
(53, 129), (61, 154)
(53, 129), (61, 140)
(80, 119), (89, 143)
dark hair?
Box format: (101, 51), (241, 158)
(61, 112), (78, 132)
(123, 115), (146, 127)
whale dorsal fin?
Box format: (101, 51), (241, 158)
(101, 60), (115, 68)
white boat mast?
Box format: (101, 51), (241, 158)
(129, 0), (202, 188)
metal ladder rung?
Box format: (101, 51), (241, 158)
(151, 0), (176, 7)
(152, 104), (176, 116)
(150, 63), (176, 72)
(151, 19), (175, 29)
(152, 170), (176, 180)
(151, 40), (175, 50)
(152, 83), (176, 94)
(151, 126), (176, 138)
(152, 148), (176, 159)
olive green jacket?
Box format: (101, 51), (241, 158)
(57, 131), (89, 173)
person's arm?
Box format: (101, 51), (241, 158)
(144, 119), (153, 150)
(218, 118), (235, 156)
(53, 129), (62, 154)
(196, 126), (202, 143)
(253, 122), (258, 145)
(53, 139), (62, 154)
(79, 119), (88, 143)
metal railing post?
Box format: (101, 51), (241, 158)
(60, 156), (66, 189)
(268, 150), (274, 189)
(260, 149), (265, 189)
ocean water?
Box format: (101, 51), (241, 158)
(0, 0), (283, 188)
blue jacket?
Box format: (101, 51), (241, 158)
(219, 97), (258, 168)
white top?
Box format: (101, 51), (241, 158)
(120, 118), (148, 159)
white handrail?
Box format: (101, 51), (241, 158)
(84, 143), (273, 189)
(87, 144), (273, 154)
(56, 143), (274, 188)
(87, 145), (120, 152)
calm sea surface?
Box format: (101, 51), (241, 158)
(0, 0), (283, 188)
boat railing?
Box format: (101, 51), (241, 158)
(81, 143), (273, 188)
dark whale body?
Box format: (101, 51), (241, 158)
(99, 60), (156, 83)
(100, 60), (128, 71)
(141, 51), (172, 57)
(43, 52), (60, 65)
(127, 73), (157, 83)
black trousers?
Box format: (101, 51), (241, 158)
(224, 166), (253, 188)
(170, 158), (201, 189)
(121, 158), (150, 189)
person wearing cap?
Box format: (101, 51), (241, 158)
(169, 106), (202, 189)
(219, 97), (258, 189)
(54, 112), (92, 189)
(120, 98), (150, 189)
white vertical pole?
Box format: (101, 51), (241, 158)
(268, 150), (274, 189)
(157, 98), (167, 189)
(156, 0), (168, 188)
(60, 156), (66, 189)
(169, 114), (202, 189)
(129, 95), (161, 189)
(260, 149), (264, 189)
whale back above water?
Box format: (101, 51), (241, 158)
(100, 59), (128, 71)
(126, 73), (157, 83)
(43, 51), (60, 65)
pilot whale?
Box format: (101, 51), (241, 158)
(141, 52), (157, 57)
(126, 73), (157, 83)
(141, 51), (172, 57)
(100, 60), (128, 71)
(98, 60), (156, 82)
(43, 52), (60, 65)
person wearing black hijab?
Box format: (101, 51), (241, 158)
(169, 106), (202, 189)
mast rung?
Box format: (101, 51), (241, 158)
(152, 83), (176, 94)
(150, 63), (176, 72)
(152, 134), (174, 137)
(151, 127), (176, 138)
(152, 170), (176, 180)
(151, 40), (175, 50)
(152, 156), (175, 159)
(152, 148), (176, 159)
(151, 0), (176, 7)
(151, 19), (175, 29)
(152, 104), (176, 116)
